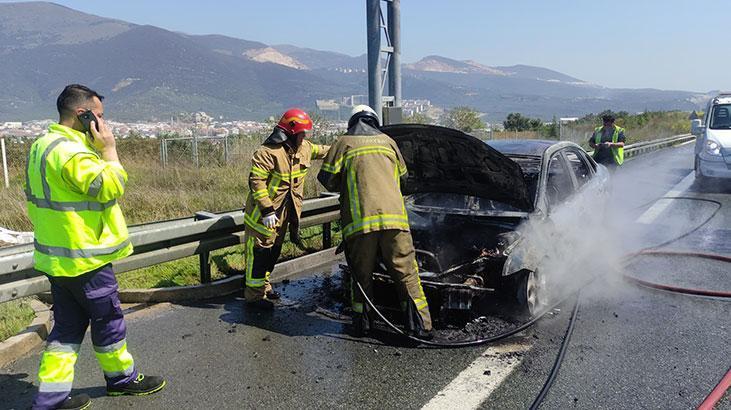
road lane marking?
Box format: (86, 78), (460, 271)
(636, 171), (694, 224)
(422, 341), (531, 410)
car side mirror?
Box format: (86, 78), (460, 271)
(691, 119), (705, 136)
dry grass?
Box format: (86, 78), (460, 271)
(0, 136), (327, 231)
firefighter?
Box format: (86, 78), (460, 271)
(27, 84), (165, 410)
(243, 109), (330, 309)
(589, 113), (626, 170)
(317, 105), (433, 339)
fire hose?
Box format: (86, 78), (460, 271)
(349, 196), (729, 407)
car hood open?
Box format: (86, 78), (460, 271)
(381, 124), (533, 211)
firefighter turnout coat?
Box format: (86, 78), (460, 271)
(243, 139), (330, 243)
(317, 131), (409, 240)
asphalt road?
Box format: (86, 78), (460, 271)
(2, 142), (729, 409)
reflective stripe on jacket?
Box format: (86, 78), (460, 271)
(593, 125), (625, 165)
(25, 124), (132, 277)
(244, 140), (330, 238)
(317, 133), (409, 240)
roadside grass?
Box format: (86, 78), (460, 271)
(0, 297), (35, 342)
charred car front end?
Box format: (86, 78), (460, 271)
(372, 125), (607, 321)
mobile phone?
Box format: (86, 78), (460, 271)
(78, 110), (99, 140)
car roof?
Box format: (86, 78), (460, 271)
(485, 139), (557, 157)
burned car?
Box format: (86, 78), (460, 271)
(372, 124), (609, 321)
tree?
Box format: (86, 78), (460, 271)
(442, 106), (486, 133)
(503, 113), (533, 131)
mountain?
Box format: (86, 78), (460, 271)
(0, 2), (709, 122)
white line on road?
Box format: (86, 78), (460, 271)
(635, 171), (695, 225)
(422, 341), (531, 410)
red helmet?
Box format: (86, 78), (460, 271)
(276, 108), (313, 136)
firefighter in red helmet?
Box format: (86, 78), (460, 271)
(242, 109), (330, 309)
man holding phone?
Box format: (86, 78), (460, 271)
(26, 84), (165, 410)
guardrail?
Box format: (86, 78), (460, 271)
(623, 134), (694, 159)
(0, 133), (695, 304)
(0, 193), (340, 304)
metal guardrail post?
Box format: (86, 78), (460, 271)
(194, 211), (218, 284)
(323, 222), (332, 249)
(200, 251), (211, 284)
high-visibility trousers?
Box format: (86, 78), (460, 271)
(345, 229), (432, 331)
(32, 265), (137, 410)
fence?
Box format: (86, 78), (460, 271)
(160, 135), (230, 167)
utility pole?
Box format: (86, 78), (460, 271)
(366, 0), (402, 125)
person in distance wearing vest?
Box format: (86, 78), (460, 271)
(26, 84), (165, 410)
(589, 113), (626, 170)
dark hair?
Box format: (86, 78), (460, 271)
(56, 84), (104, 118)
(601, 114), (615, 122)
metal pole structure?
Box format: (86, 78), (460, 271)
(366, 0), (382, 120)
(387, 0), (401, 108)
(192, 132), (199, 167)
(224, 136), (229, 163)
(1, 137), (9, 188)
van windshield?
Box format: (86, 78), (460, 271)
(710, 104), (731, 129)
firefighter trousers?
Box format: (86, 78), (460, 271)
(243, 204), (291, 302)
(33, 265), (137, 410)
(345, 229), (432, 331)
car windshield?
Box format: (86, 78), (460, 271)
(505, 155), (541, 202)
(710, 104), (731, 129)
(406, 192), (523, 213)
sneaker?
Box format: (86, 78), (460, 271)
(107, 373), (166, 396)
(58, 394), (91, 410)
(246, 298), (274, 310)
(265, 289), (281, 300)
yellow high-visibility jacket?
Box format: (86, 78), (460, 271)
(318, 132), (409, 240)
(25, 123), (132, 277)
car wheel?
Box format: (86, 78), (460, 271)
(515, 269), (546, 317)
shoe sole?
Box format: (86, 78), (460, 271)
(107, 380), (166, 397)
(74, 400), (92, 410)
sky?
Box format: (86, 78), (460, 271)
(3, 0), (727, 92)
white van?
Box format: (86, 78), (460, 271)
(692, 93), (731, 181)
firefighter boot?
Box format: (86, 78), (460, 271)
(350, 311), (372, 337)
(405, 301), (434, 340)
(245, 247), (275, 309)
(264, 243), (283, 299)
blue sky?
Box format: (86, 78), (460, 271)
(5, 0), (727, 91)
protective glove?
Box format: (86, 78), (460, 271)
(262, 213), (279, 229)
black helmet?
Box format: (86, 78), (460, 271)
(348, 104), (380, 129)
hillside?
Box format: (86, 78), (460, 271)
(0, 2), (709, 121)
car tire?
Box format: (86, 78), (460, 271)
(513, 269), (546, 318)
